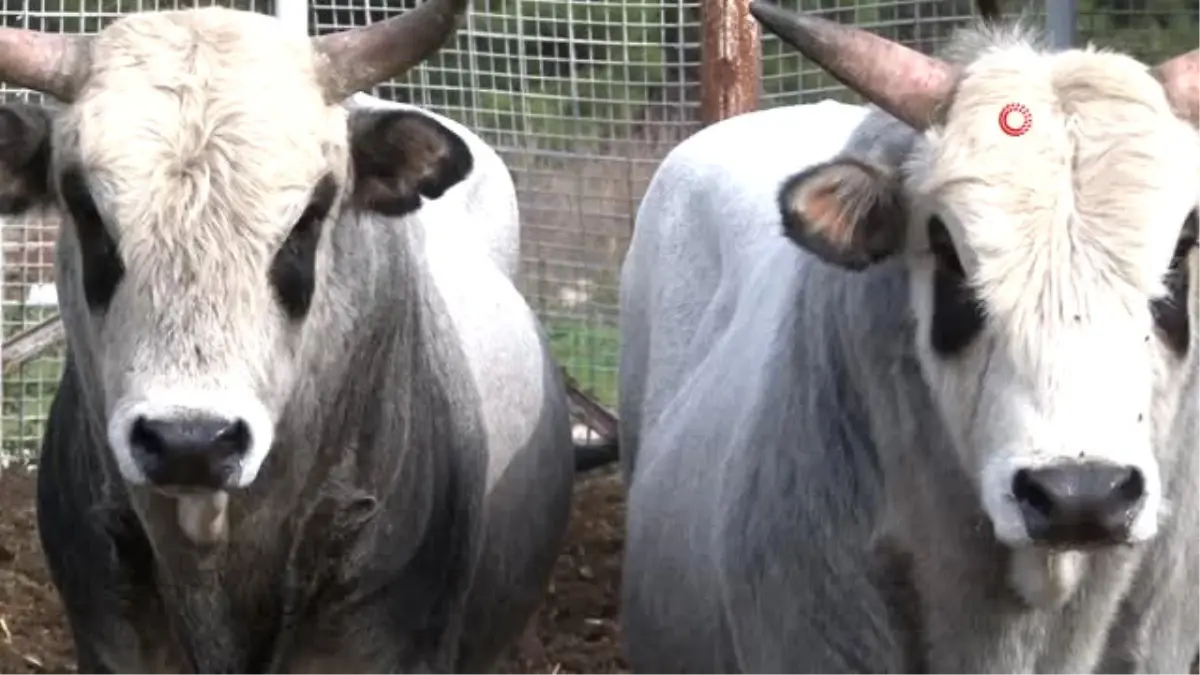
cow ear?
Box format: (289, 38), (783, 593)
(0, 103), (53, 216)
(348, 109), (474, 217)
(778, 158), (907, 270)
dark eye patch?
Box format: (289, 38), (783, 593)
(1149, 209), (1196, 357)
(268, 174), (338, 321)
(927, 216), (985, 355)
(59, 166), (124, 312)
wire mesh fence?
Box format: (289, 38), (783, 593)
(759, 0), (1052, 107)
(1, 0), (1198, 462)
(1, 0), (705, 460)
(1077, 0), (1199, 63)
(309, 0), (703, 424)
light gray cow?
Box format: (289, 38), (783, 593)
(617, 5), (1199, 673)
(0, 2), (575, 671)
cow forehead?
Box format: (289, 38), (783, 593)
(69, 8), (339, 175)
(902, 48), (1198, 324)
(914, 48), (1198, 248)
(55, 8), (348, 247)
(87, 8), (322, 94)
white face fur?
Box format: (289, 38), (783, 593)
(51, 9), (352, 489)
(903, 46), (1199, 547)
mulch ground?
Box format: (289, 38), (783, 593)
(0, 466), (630, 674)
(6, 466), (1192, 675)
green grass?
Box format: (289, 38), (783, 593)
(544, 317), (619, 409)
(2, 354), (64, 462)
(3, 303), (67, 461)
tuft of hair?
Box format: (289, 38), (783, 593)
(938, 13), (1048, 68)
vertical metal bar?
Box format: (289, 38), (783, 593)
(1045, 0), (1077, 50)
(700, 0), (760, 126)
(275, 0), (309, 38)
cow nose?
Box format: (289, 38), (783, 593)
(1012, 461), (1146, 546)
(129, 416), (251, 489)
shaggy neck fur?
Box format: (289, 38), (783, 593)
(767, 21), (1197, 672)
(58, 205), (488, 671)
(770, 254), (1195, 672)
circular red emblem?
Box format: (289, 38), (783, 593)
(998, 103), (1032, 137)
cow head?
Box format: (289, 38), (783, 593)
(754, 4), (1199, 553)
(0, 1), (473, 494)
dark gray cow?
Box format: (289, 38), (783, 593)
(0, 1), (575, 671)
(618, 5), (1199, 673)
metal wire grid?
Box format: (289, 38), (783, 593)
(760, 0), (1045, 108)
(310, 0), (704, 411)
(1077, 1), (1199, 65)
(0, 0), (275, 461)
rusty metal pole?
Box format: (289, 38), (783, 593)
(700, 0), (761, 127)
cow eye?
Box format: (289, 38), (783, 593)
(927, 216), (964, 277)
(268, 175), (337, 320)
(60, 167), (124, 312)
(1149, 209), (1197, 357)
(1171, 210), (1197, 262)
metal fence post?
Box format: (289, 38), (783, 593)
(700, 0), (760, 126)
(1045, 0), (1078, 50)
(275, 0), (309, 37)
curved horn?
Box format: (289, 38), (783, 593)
(313, 0), (469, 103)
(0, 28), (89, 102)
(748, 1), (956, 130)
(1150, 49), (1198, 127)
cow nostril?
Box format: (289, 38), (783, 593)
(130, 416), (165, 456)
(1012, 468), (1053, 517)
(124, 414), (251, 489)
(1115, 467), (1145, 503)
(1012, 461), (1148, 545)
(216, 419), (251, 453)
(128, 416), (250, 459)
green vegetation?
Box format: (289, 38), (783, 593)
(760, 0), (1200, 106)
(319, 0), (701, 149)
(1, 355), (62, 462)
(1076, 0), (1200, 63)
(2, 0), (1195, 138)
(546, 317), (620, 409)
(2, 304), (64, 461)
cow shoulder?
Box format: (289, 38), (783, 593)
(0, 102), (54, 215)
(347, 108), (474, 217)
(777, 156), (907, 270)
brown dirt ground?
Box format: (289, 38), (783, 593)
(5, 466), (1194, 675)
(0, 466), (629, 674)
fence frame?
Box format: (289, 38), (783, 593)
(700, 0), (760, 125)
(1045, 0), (1078, 50)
